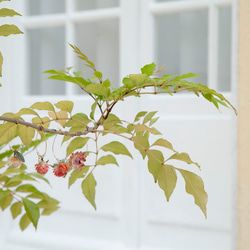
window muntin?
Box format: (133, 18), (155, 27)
(217, 7), (232, 92)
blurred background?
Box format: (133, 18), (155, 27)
(0, 0), (239, 249)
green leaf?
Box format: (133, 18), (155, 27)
(85, 83), (110, 97)
(177, 168), (208, 218)
(158, 165), (177, 201)
(81, 173), (97, 210)
(167, 152), (200, 169)
(11, 202), (23, 219)
(65, 113), (91, 127)
(147, 150), (164, 182)
(54, 100), (74, 114)
(152, 138), (176, 152)
(94, 71), (102, 79)
(96, 155), (118, 166)
(103, 79), (111, 87)
(0, 192), (13, 210)
(42, 206), (60, 215)
(141, 63), (156, 76)
(90, 101), (97, 120)
(30, 101), (55, 112)
(0, 24), (23, 37)
(175, 72), (201, 80)
(133, 132), (149, 159)
(68, 167), (89, 188)
(37, 197), (59, 208)
(129, 74), (148, 87)
(134, 111), (147, 122)
(6, 173), (36, 185)
(17, 108), (39, 117)
(22, 197), (40, 229)
(32, 116), (50, 128)
(19, 213), (31, 231)
(143, 111), (157, 124)
(0, 51), (3, 77)
(29, 172), (50, 185)
(101, 141), (133, 158)
(66, 137), (90, 157)
(0, 8), (21, 17)
(0, 123), (17, 145)
(15, 184), (39, 193)
(18, 125), (35, 149)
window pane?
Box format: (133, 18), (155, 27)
(217, 7), (231, 92)
(75, 0), (119, 11)
(27, 0), (65, 16)
(27, 26), (66, 95)
(75, 20), (119, 94)
(155, 10), (208, 85)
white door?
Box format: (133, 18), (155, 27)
(0, 0), (238, 249)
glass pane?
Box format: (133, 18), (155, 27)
(217, 7), (231, 92)
(155, 10), (208, 85)
(27, 0), (65, 16)
(75, 19), (119, 93)
(27, 26), (66, 95)
(76, 0), (119, 11)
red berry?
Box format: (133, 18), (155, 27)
(35, 161), (49, 175)
(53, 162), (70, 177)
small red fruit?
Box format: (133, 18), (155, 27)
(53, 162), (70, 177)
(35, 160), (49, 175)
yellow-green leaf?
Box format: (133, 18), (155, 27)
(177, 168), (208, 218)
(0, 192), (13, 210)
(65, 113), (91, 127)
(66, 137), (90, 157)
(81, 173), (97, 210)
(167, 152), (200, 169)
(0, 24), (23, 37)
(42, 206), (60, 215)
(22, 197), (40, 229)
(68, 167), (89, 188)
(158, 165), (177, 201)
(101, 141), (133, 158)
(96, 155), (118, 166)
(0, 8), (21, 17)
(32, 116), (50, 128)
(133, 132), (149, 159)
(17, 108), (39, 117)
(152, 138), (176, 152)
(85, 83), (110, 97)
(18, 125), (35, 148)
(19, 213), (31, 231)
(54, 100), (74, 113)
(11, 202), (22, 219)
(48, 111), (68, 127)
(37, 198), (59, 209)
(0, 123), (17, 145)
(147, 149), (164, 182)
(30, 101), (55, 112)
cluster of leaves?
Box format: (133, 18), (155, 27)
(0, 0), (23, 81)
(0, 139), (59, 230)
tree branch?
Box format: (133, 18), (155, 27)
(0, 116), (98, 137)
